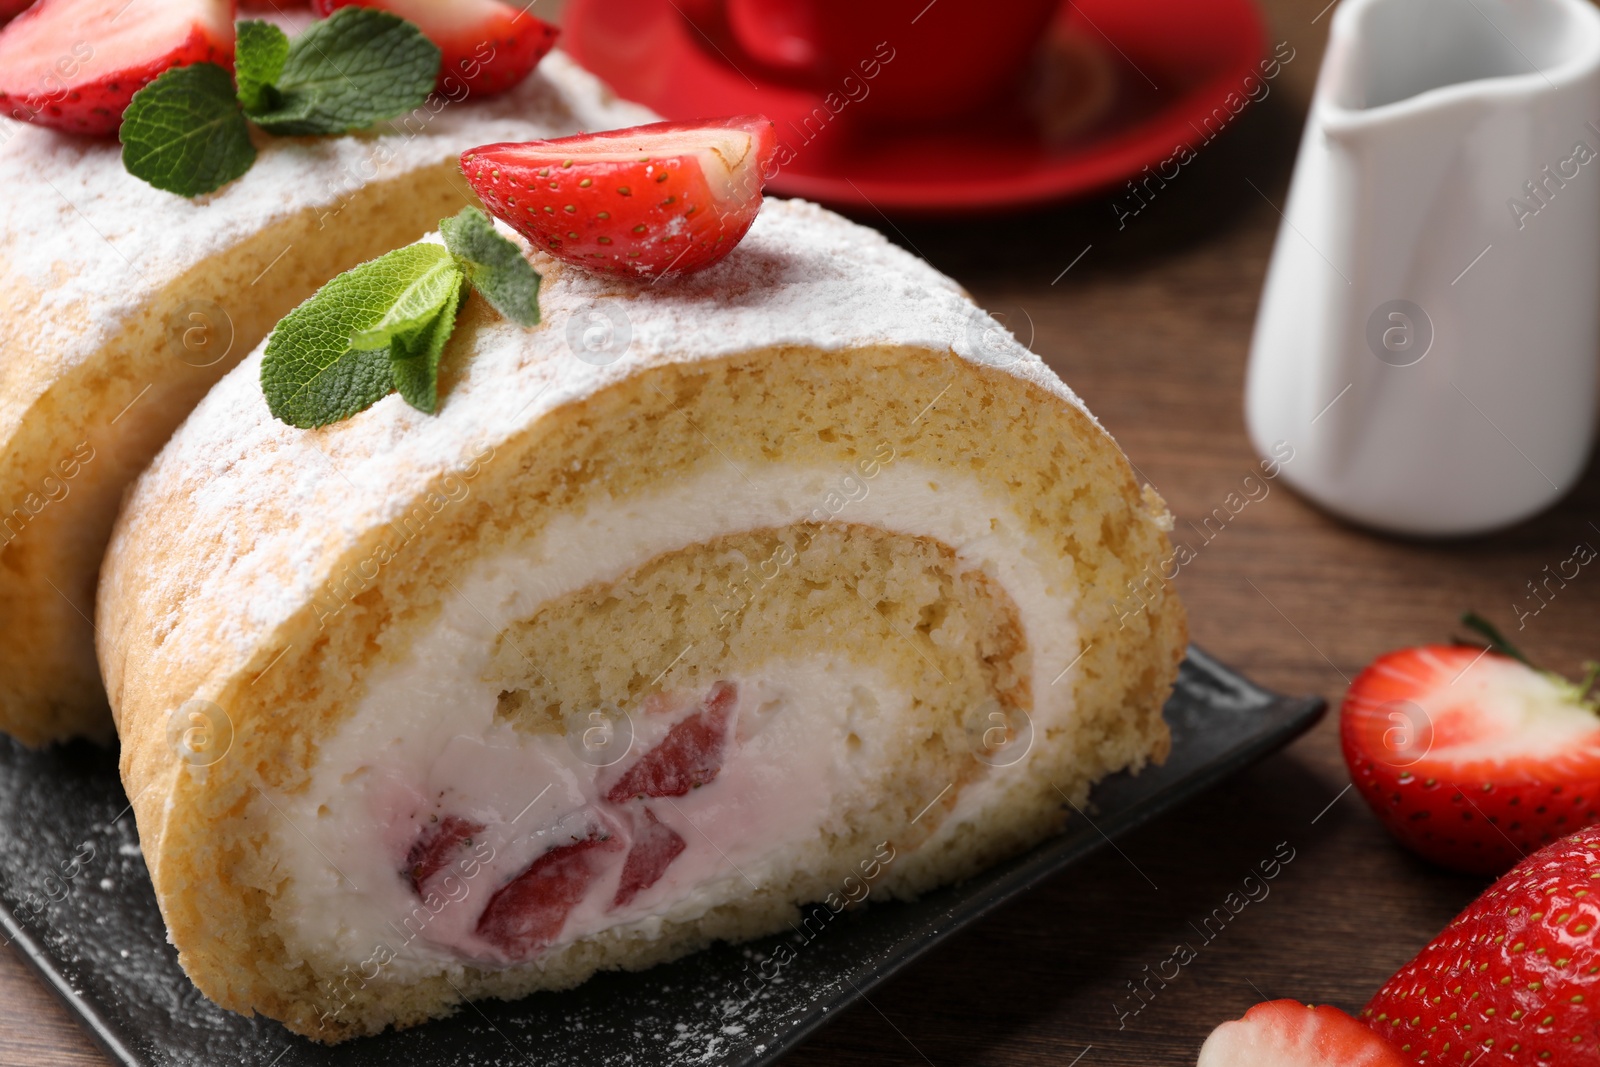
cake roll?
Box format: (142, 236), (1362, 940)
(98, 199), (1188, 1040)
(0, 41), (652, 744)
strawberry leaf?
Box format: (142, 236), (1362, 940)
(248, 7), (439, 136)
(119, 63), (255, 198)
(440, 206), (542, 327)
(261, 244), (465, 428)
(1459, 610), (1537, 668)
(235, 20), (289, 115)
(1578, 660), (1600, 705)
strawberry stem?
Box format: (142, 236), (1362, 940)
(1579, 660), (1600, 703)
(1458, 611), (1537, 668)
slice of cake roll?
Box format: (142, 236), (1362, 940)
(0, 48), (652, 744)
(98, 199), (1187, 1040)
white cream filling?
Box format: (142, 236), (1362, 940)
(267, 460), (1082, 980)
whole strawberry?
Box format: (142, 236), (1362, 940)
(1363, 825), (1600, 1064)
(461, 116), (777, 279)
(1341, 614), (1600, 875)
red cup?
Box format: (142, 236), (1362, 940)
(676, 0), (1061, 124)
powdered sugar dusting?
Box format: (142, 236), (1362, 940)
(111, 199), (1095, 687)
(0, 49), (655, 370)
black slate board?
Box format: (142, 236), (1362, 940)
(0, 647), (1322, 1066)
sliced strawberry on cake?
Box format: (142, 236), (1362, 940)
(1198, 1001), (1407, 1067)
(310, 0), (558, 97)
(1341, 614), (1600, 875)
(1362, 825), (1600, 1063)
(0, 0), (233, 135)
(461, 115), (778, 277)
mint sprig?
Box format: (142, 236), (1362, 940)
(348, 252), (464, 354)
(262, 209), (541, 428)
(120, 64), (255, 198)
(120, 8), (440, 198)
(261, 244), (448, 428)
(247, 9), (438, 136)
(441, 206), (542, 327)
(390, 272), (465, 414)
(234, 20), (289, 114)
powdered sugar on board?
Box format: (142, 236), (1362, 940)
(0, 49), (656, 372)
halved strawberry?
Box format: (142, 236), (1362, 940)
(310, 0), (556, 98)
(0, 0), (234, 136)
(605, 681), (738, 803)
(475, 833), (621, 958)
(1341, 617), (1600, 875)
(461, 116), (777, 278)
(403, 815), (484, 895)
(1363, 825), (1600, 1064)
(1198, 1001), (1408, 1067)
(613, 807), (686, 908)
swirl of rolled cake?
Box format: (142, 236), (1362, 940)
(98, 198), (1185, 1040)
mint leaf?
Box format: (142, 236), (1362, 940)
(249, 7), (439, 136)
(262, 244), (462, 428)
(235, 21), (289, 115)
(390, 272), (465, 414)
(120, 63), (255, 197)
(350, 253), (462, 352)
(441, 207), (543, 327)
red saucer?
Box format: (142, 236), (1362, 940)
(563, 0), (1270, 214)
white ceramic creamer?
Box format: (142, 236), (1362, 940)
(1246, 0), (1600, 536)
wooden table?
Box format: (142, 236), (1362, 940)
(6, 2), (1599, 1063)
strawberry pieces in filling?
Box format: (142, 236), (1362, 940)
(613, 807), (687, 908)
(474, 834), (620, 958)
(399, 681), (740, 958)
(606, 681), (737, 803)
(404, 814), (485, 894)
